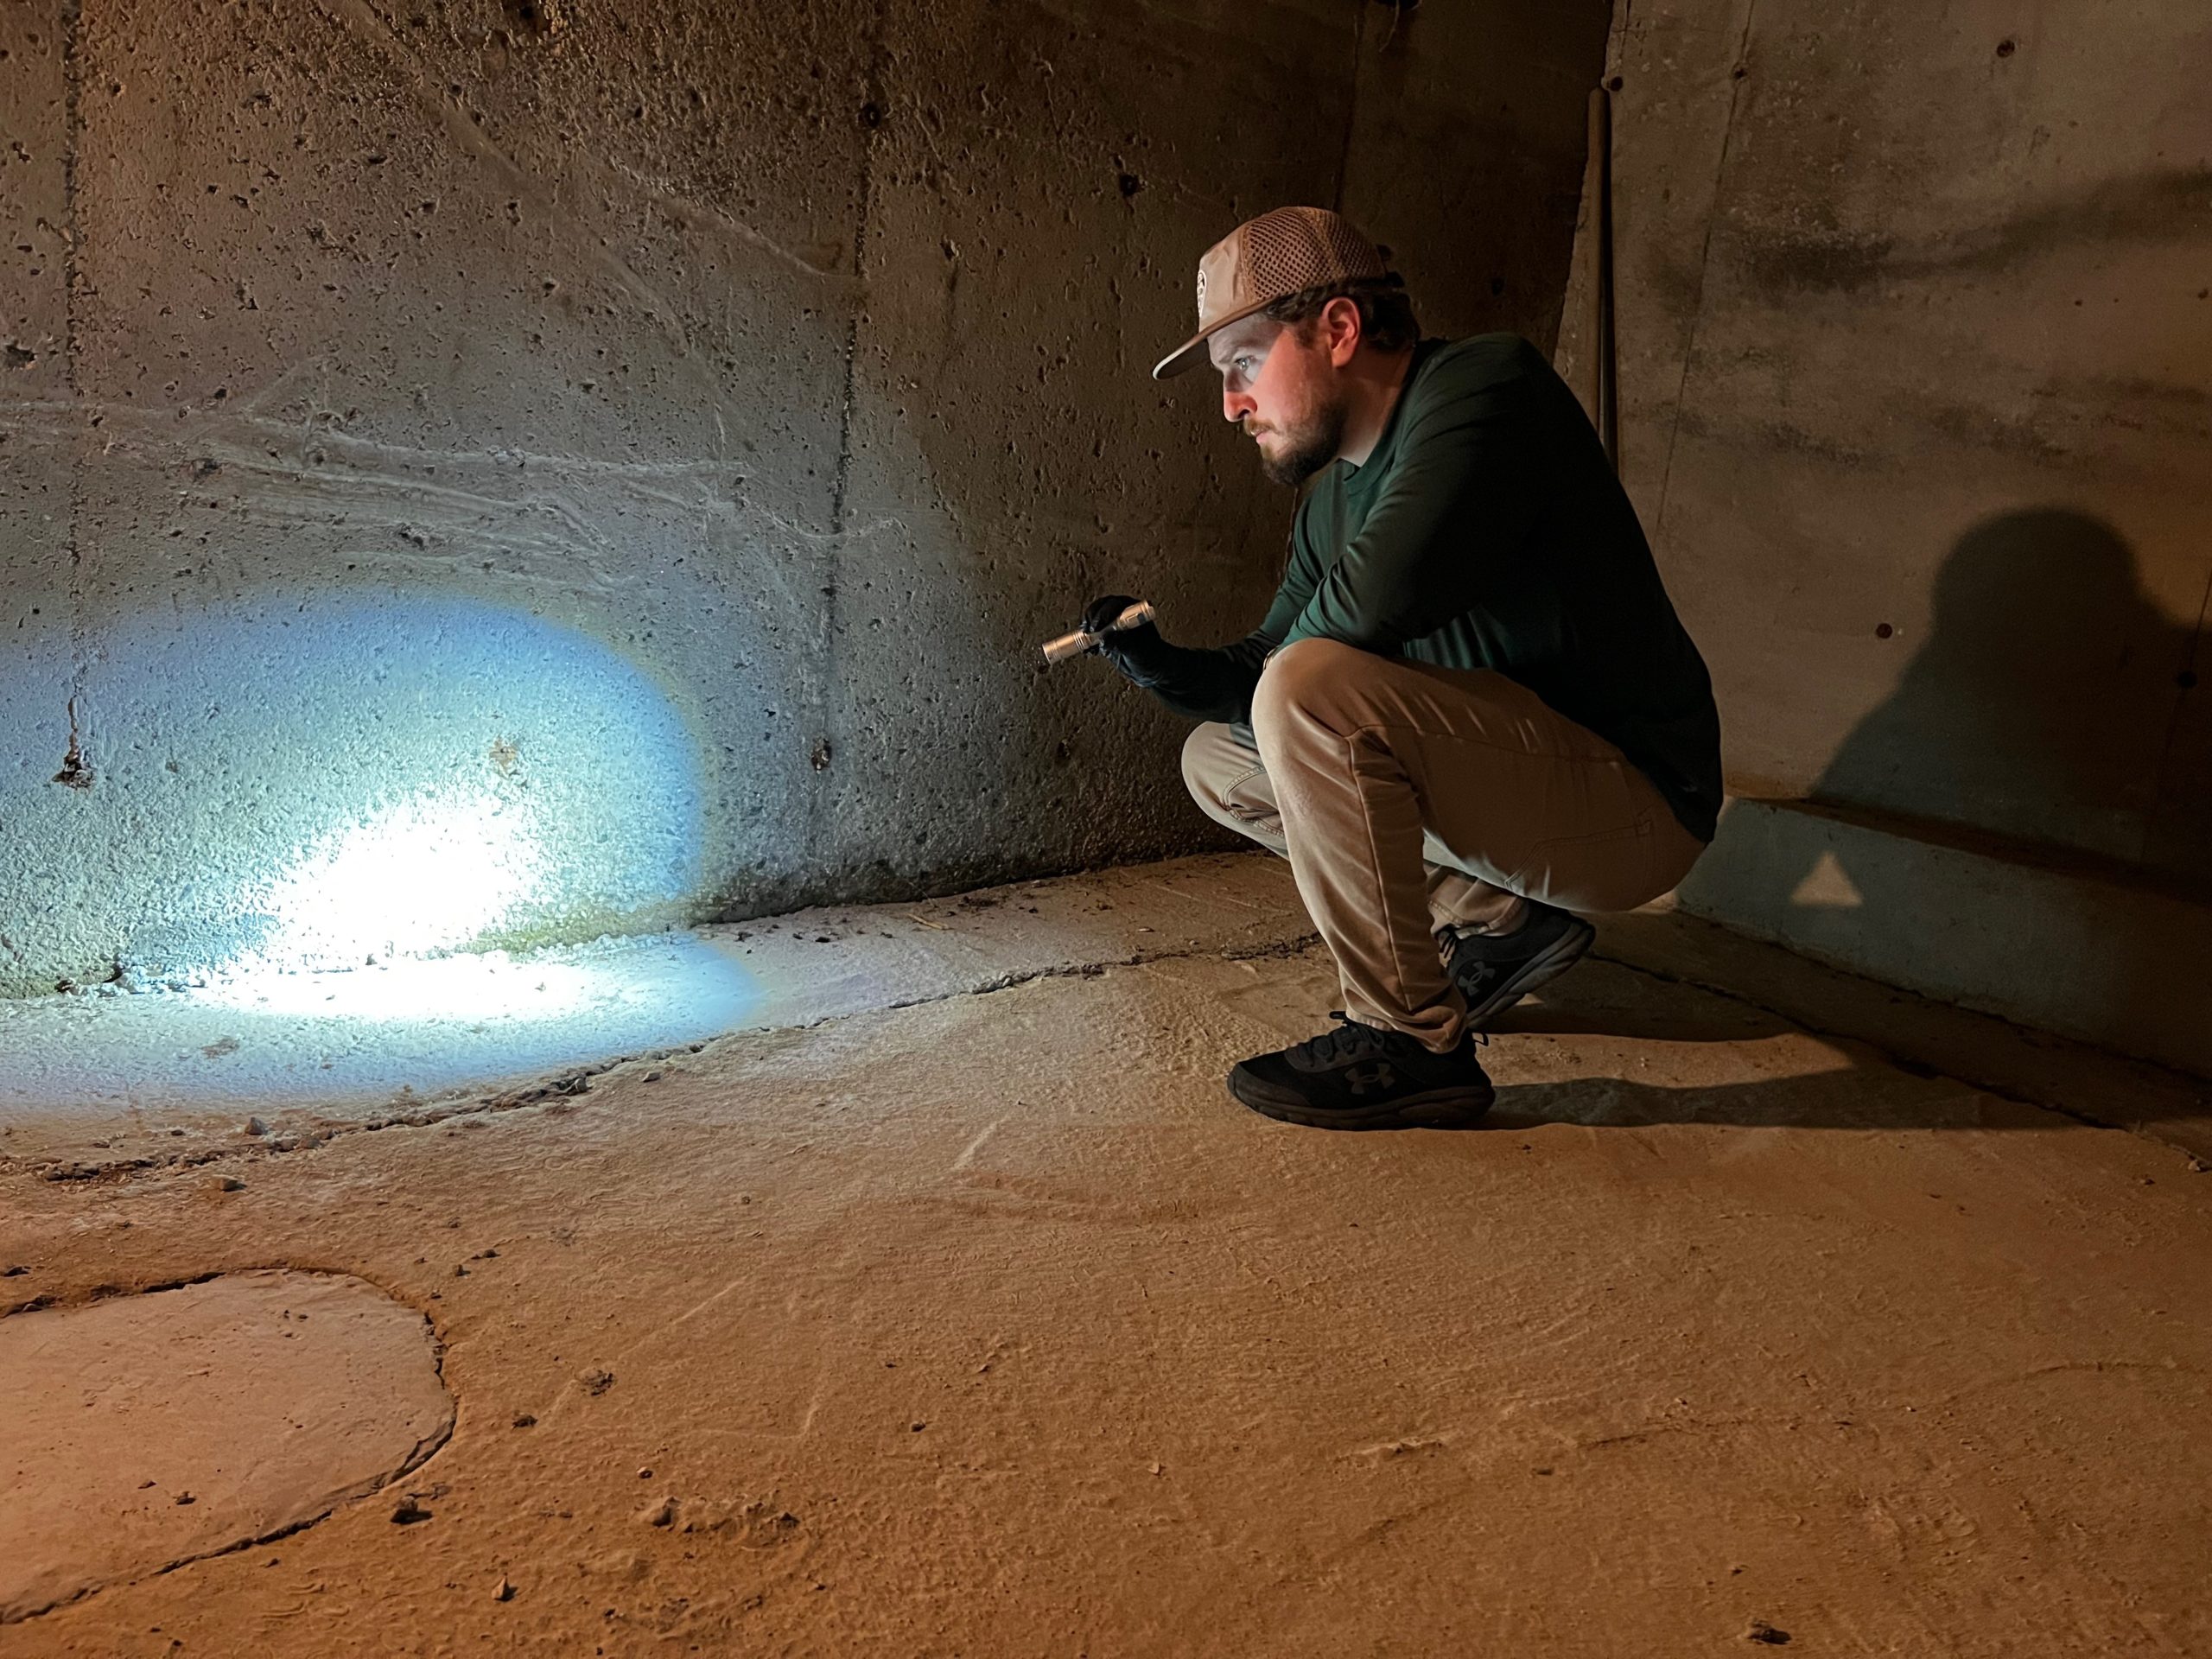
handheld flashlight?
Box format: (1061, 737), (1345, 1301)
(1041, 601), (1155, 666)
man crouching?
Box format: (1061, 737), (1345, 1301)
(1081, 206), (1722, 1129)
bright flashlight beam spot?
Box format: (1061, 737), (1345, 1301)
(256, 791), (548, 969)
(0, 594), (707, 995)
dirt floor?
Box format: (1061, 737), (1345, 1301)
(3, 856), (2209, 1656)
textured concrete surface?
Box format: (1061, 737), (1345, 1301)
(0, 853), (1309, 1164)
(1678, 798), (2212, 1080)
(1563, 1), (2210, 876)
(1551, 1), (2212, 1060)
(0, 0), (1605, 993)
(1, 1269), (453, 1624)
(3, 863), (2209, 1655)
(0, 931), (762, 1129)
(1595, 899), (2212, 1164)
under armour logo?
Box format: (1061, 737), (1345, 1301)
(1344, 1062), (1396, 1096)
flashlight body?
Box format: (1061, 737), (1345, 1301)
(1041, 601), (1154, 665)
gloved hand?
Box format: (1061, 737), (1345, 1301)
(1079, 593), (1177, 684)
(1074, 594), (1267, 724)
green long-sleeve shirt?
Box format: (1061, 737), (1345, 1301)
(1158, 333), (1722, 842)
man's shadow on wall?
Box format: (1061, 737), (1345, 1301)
(1479, 508), (2204, 1133)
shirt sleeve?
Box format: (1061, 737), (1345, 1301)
(1116, 514), (1322, 725)
(1280, 372), (1546, 656)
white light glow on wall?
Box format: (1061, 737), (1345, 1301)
(0, 594), (707, 998)
(255, 791), (549, 969)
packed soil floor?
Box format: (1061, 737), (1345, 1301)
(3, 856), (2209, 1657)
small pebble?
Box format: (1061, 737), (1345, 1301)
(493, 1576), (515, 1603)
(213, 1176), (245, 1194)
(390, 1497), (431, 1525)
(511, 1414), (537, 1428)
(639, 1495), (676, 1528)
(636, 1467), (652, 1479)
(243, 1116), (268, 1136)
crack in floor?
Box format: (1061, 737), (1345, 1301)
(6, 929), (1324, 1187)
(17, 906), (2200, 1193)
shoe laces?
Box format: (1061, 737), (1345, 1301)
(1295, 1011), (1484, 1061)
(1294, 1010), (1394, 1067)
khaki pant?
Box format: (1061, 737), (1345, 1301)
(1182, 637), (1706, 1051)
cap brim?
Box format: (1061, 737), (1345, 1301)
(1149, 296), (1274, 380)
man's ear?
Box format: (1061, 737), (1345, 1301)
(1322, 296), (1363, 367)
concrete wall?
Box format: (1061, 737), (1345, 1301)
(1559, 0), (2211, 884)
(1552, 0), (2212, 1067)
(0, 0), (1608, 993)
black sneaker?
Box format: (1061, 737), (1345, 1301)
(1228, 1012), (1495, 1129)
(1443, 901), (1596, 1027)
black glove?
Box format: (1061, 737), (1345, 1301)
(1079, 594), (1177, 682)
(1076, 594), (1266, 725)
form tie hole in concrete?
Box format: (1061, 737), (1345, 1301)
(1875, 621), (1895, 639)
(0, 1270), (453, 1624)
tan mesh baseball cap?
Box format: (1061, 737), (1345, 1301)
(1151, 205), (1390, 380)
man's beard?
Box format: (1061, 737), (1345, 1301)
(1252, 395), (1347, 487)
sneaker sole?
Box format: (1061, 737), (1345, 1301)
(1226, 1073), (1497, 1131)
(1460, 915), (1598, 1027)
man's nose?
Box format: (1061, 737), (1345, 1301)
(1223, 385), (1255, 424)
